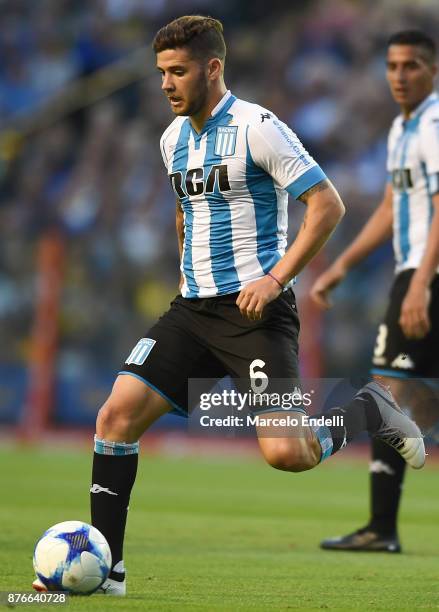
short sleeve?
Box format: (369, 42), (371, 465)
(419, 114), (439, 194)
(246, 115), (326, 199)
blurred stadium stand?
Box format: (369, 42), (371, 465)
(0, 0), (438, 433)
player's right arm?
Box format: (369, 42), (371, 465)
(310, 182), (393, 309)
(160, 125), (186, 292)
(175, 198), (184, 291)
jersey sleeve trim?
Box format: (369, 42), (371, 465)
(285, 166), (327, 199)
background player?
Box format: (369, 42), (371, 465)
(311, 30), (439, 553)
(32, 17), (425, 595)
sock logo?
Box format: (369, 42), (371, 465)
(90, 483), (118, 495)
(369, 460), (395, 476)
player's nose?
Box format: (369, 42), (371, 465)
(394, 69), (406, 83)
(161, 74), (174, 92)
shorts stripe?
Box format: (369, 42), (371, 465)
(370, 367), (416, 379)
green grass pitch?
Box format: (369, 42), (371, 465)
(1, 445), (438, 610)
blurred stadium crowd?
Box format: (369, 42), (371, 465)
(0, 0), (438, 424)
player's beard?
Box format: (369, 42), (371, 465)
(177, 71), (209, 117)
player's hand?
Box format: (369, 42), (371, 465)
(399, 280), (431, 339)
(310, 261), (347, 309)
(236, 276), (282, 320)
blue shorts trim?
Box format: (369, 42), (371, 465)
(371, 368), (416, 379)
(118, 371), (187, 417)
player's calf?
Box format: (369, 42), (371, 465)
(257, 420), (321, 472)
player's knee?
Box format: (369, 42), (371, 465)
(264, 439), (319, 472)
(96, 399), (137, 441)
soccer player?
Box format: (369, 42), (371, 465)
(32, 18), (424, 595)
(311, 30), (439, 553)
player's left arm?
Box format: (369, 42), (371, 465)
(272, 178), (345, 281)
(237, 117), (345, 320)
(237, 179), (345, 319)
(399, 193), (439, 339)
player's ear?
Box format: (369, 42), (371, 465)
(207, 57), (223, 81)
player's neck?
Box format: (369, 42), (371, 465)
(189, 84), (228, 133)
(400, 88), (434, 119)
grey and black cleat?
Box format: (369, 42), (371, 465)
(356, 381), (425, 469)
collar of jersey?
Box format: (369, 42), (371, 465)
(187, 90), (236, 139)
(405, 91), (438, 122)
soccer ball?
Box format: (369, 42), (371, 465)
(33, 521), (111, 595)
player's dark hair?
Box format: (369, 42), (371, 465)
(153, 15), (226, 62)
(387, 30), (436, 64)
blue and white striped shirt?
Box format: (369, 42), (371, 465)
(387, 91), (439, 273)
(160, 91), (326, 298)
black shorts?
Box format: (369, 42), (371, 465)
(371, 269), (439, 378)
(120, 290), (300, 415)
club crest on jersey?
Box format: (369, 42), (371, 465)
(214, 126), (238, 157)
(125, 338), (156, 365)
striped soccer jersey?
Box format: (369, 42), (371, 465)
(160, 90), (326, 298)
(387, 91), (439, 273)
